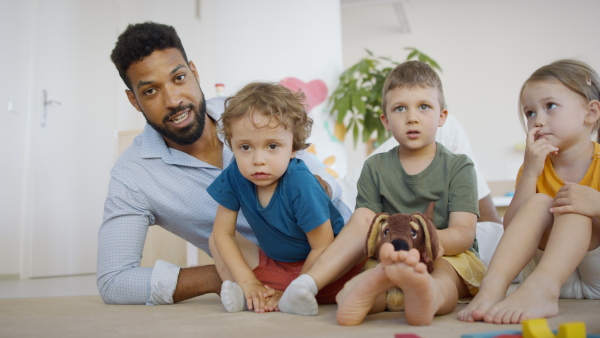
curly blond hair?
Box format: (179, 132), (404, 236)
(221, 82), (313, 151)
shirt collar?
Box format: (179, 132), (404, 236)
(138, 97), (231, 168)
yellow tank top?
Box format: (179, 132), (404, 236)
(516, 142), (600, 197)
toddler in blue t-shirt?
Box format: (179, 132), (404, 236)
(207, 82), (364, 313)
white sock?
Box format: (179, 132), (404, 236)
(279, 274), (319, 316)
(220, 280), (246, 312)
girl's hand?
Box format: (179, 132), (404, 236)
(241, 281), (270, 313)
(551, 182), (600, 218)
(263, 285), (282, 312)
(522, 127), (559, 178)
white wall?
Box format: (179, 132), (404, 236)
(216, 0), (347, 176)
(341, 0), (600, 183)
(0, 0), (35, 275)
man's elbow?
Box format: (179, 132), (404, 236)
(97, 275), (119, 304)
(477, 194), (502, 224)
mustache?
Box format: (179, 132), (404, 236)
(163, 103), (195, 123)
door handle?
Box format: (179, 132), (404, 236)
(42, 89), (62, 127)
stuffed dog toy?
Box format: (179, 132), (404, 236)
(364, 201), (439, 311)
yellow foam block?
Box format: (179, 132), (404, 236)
(522, 318), (555, 338)
(556, 322), (586, 338)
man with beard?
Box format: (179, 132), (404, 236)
(97, 22), (349, 305)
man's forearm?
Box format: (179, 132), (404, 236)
(477, 194), (502, 224)
(172, 265), (222, 303)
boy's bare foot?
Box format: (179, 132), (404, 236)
(336, 264), (395, 326)
(457, 278), (508, 322)
(380, 245), (438, 326)
(483, 276), (560, 324)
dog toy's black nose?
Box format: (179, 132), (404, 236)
(391, 239), (409, 251)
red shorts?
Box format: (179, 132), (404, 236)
(252, 249), (367, 304)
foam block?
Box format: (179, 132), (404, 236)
(556, 322), (586, 338)
(461, 331), (521, 338)
(522, 318), (555, 338)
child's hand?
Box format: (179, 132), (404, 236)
(550, 182), (600, 218)
(522, 127), (559, 178)
(241, 281), (270, 313)
(262, 285), (282, 312)
(421, 241), (445, 263)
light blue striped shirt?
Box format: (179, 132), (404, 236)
(97, 97), (350, 305)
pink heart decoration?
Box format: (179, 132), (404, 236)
(279, 77), (328, 113)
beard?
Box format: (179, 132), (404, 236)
(144, 95), (208, 146)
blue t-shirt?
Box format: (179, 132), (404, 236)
(207, 158), (345, 262)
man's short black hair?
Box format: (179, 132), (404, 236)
(110, 21), (188, 90)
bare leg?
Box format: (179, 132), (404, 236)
(458, 194), (553, 322)
(172, 264), (222, 302)
(383, 244), (469, 326)
(280, 208), (375, 315)
(208, 232), (260, 311)
(483, 211), (592, 324)
(209, 231), (259, 281)
(310, 208), (376, 288)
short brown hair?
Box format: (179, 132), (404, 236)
(221, 82), (312, 151)
(111, 22), (188, 90)
(381, 61), (445, 115)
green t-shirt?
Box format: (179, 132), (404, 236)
(356, 142), (479, 251)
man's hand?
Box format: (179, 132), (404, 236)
(314, 174), (333, 199)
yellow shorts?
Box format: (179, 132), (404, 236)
(442, 250), (487, 296)
(383, 251), (487, 311)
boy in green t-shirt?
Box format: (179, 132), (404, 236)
(334, 61), (486, 326)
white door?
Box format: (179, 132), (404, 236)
(25, 0), (118, 277)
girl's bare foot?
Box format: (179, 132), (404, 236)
(457, 278), (508, 322)
(483, 276), (560, 324)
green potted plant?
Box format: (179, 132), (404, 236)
(328, 48), (441, 150)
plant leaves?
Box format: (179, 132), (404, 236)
(329, 48), (441, 148)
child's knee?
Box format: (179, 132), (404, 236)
(353, 208), (376, 222)
(530, 193), (553, 205)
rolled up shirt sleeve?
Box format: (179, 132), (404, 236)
(148, 260), (180, 305)
(97, 176), (180, 305)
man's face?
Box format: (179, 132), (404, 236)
(125, 48), (207, 146)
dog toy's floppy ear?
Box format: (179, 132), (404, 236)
(365, 213), (389, 257)
(412, 201), (439, 273)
